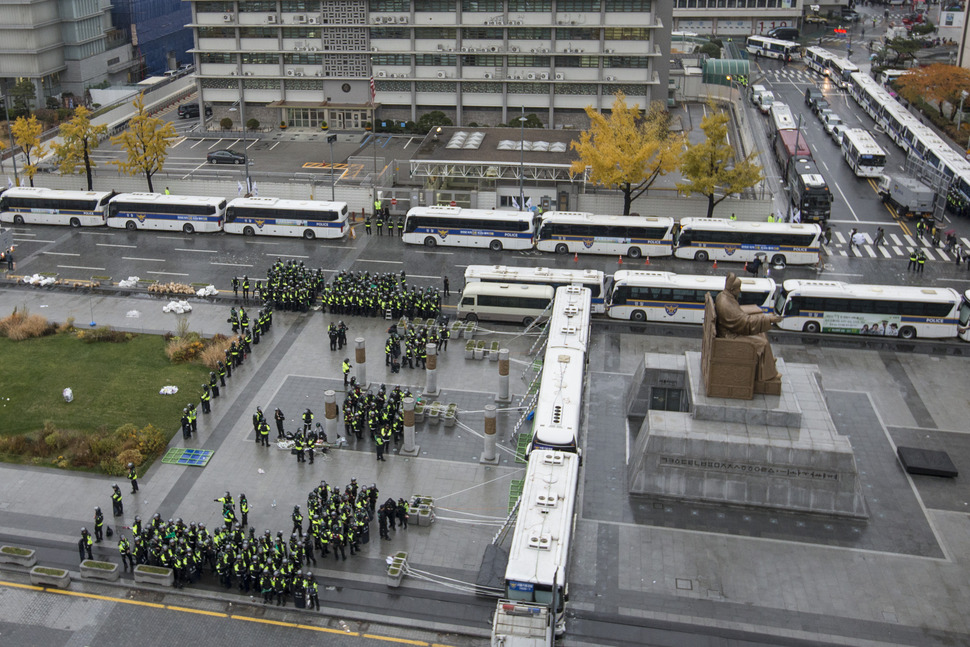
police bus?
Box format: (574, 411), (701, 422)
(402, 206), (535, 250)
(745, 35), (801, 60)
(463, 265), (608, 314)
(804, 46), (832, 76)
(828, 55), (859, 88)
(840, 128), (887, 178)
(106, 193), (227, 233)
(224, 197), (349, 239)
(674, 218), (822, 266)
(535, 212), (674, 258)
(606, 270), (777, 323)
(0, 187), (117, 227)
(775, 280), (961, 340)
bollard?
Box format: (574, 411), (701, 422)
(496, 348), (511, 403)
(401, 397), (419, 456)
(481, 404), (498, 464)
(424, 342), (438, 396)
(355, 337), (368, 388)
(324, 390), (337, 442)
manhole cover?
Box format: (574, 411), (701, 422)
(676, 578), (692, 591)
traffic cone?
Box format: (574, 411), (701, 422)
(713, 259), (718, 269)
(644, 256), (650, 266)
(573, 252), (578, 262)
(744, 261), (748, 272)
(618, 255), (623, 265)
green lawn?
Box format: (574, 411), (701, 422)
(0, 333), (209, 438)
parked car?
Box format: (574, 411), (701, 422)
(811, 98), (831, 116)
(841, 9), (861, 22)
(768, 27), (799, 40)
(805, 14), (828, 24)
(817, 108), (838, 124)
(805, 86), (822, 107)
(902, 13), (925, 25)
(206, 149), (247, 164)
(822, 113), (844, 135)
(830, 123), (848, 145)
(178, 103), (212, 119)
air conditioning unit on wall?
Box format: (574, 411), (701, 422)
(266, 15), (277, 24)
(223, 13), (233, 22)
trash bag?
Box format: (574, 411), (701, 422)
(106, 526), (114, 538)
(62, 388), (74, 403)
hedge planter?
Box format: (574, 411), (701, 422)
(464, 340), (476, 360)
(413, 401), (425, 423)
(133, 564), (174, 587)
(90, 275), (111, 287)
(473, 341), (485, 360)
(443, 403), (458, 428)
(386, 551), (408, 587)
(427, 401), (443, 424)
(488, 341), (500, 361)
(80, 559), (121, 582)
(0, 545), (37, 567)
(463, 321), (476, 339)
(416, 505), (435, 526)
(30, 566), (71, 588)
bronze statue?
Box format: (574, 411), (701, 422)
(714, 272), (783, 384)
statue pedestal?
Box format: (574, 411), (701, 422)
(628, 352), (868, 519)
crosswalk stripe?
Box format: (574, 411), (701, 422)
(962, 237), (970, 249)
(921, 247), (937, 261)
(834, 231), (847, 244)
(892, 245), (902, 256)
(839, 249), (848, 257)
(890, 233), (903, 246)
(864, 245), (877, 258)
(903, 234), (916, 247)
(937, 249), (951, 261)
(879, 246), (892, 258)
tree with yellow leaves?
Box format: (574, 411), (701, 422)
(897, 63), (970, 121)
(52, 106), (107, 191)
(110, 93), (177, 193)
(677, 103), (763, 219)
(570, 92), (683, 215)
(10, 115), (46, 187)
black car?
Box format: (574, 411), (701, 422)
(207, 149), (247, 164)
(178, 103), (212, 119)
(811, 98), (831, 116)
(768, 27), (799, 40)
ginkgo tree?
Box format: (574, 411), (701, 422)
(896, 63), (970, 121)
(570, 91), (683, 215)
(52, 106), (107, 190)
(676, 103), (763, 219)
(110, 93), (177, 193)
(10, 115), (46, 187)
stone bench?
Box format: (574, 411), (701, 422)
(133, 564), (174, 587)
(0, 545), (37, 568)
(80, 560), (121, 582)
(30, 566), (70, 589)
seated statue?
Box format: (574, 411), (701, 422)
(714, 272), (783, 384)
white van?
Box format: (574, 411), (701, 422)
(757, 90), (775, 114)
(457, 283), (554, 325)
(750, 84), (769, 106)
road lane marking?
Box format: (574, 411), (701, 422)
(167, 605), (227, 618)
(146, 271), (190, 276)
(264, 253), (309, 258)
(830, 179), (859, 221)
(14, 239), (56, 243)
(97, 243), (137, 248)
(879, 246), (891, 258)
(357, 258), (402, 264)
(174, 248), (219, 253)
(122, 256), (166, 262)
(57, 265), (106, 270)
(43, 251), (80, 256)
(211, 262), (254, 267)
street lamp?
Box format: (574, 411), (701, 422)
(725, 76), (744, 127)
(327, 133), (337, 201)
(228, 97), (251, 194)
(518, 108), (527, 211)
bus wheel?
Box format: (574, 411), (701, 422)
(771, 254), (786, 266)
(489, 240), (503, 252)
(555, 243), (569, 255)
(694, 250), (709, 262)
(183, 223), (195, 234)
(424, 236), (437, 248)
(522, 316), (534, 326)
(631, 310), (646, 322)
(464, 313), (478, 323)
(70, 217), (81, 228)
(13, 215), (24, 224)
(628, 247), (642, 259)
(303, 229), (315, 240)
(899, 326), (917, 340)
(243, 226), (255, 236)
(803, 321), (821, 333)
(125, 220), (136, 231)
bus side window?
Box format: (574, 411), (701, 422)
(461, 297), (474, 306)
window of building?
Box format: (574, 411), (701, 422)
(376, 79), (411, 91)
(281, 27), (319, 38)
(462, 81), (503, 92)
(239, 0), (277, 11)
(242, 52), (280, 63)
(554, 55), (598, 67)
(201, 78), (238, 89)
(415, 54), (458, 65)
(196, 1), (234, 12)
(241, 27), (280, 38)
(557, 0), (600, 11)
(371, 0), (410, 10)
(556, 28), (601, 40)
(415, 0), (454, 10)
(283, 53), (323, 64)
(373, 53), (411, 64)
(372, 27), (410, 38)
(415, 27), (457, 39)
(280, 0), (321, 10)
(554, 83), (597, 94)
(243, 78), (282, 89)
(604, 56), (648, 68)
(461, 0), (502, 9)
(508, 27), (552, 39)
(199, 27), (236, 38)
(507, 82), (547, 94)
(508, 0), (551, 10)
(415, 81), (457, 91)
(605, 27), (649, 40)
(605, 0), (651, 9)
(504, 55), (552, 66)
(462, 27), (504, 39)
(201, 52), (237, 64)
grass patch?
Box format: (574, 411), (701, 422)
(1, 546), (32, 555)
(136, 565), (171, 575)
(82, 560), (115, 569)
(34, 567), (67, 576)
(0, 333), (209, 471)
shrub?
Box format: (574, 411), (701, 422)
(246, 118), (260, 131)
(220, 117), (233, 130)
(117, 448), (144, 467)
(0, 310), (56, 340)
(166, 338), (205, 363)
(57, 317), (75, 333)
(199, 336), (234, 369)
(82, 327), (131, 343)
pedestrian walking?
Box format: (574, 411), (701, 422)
(873, 227), (885, 247)
(442, 276), (450, 297)
(824, 226), (833, 247)
(848, 227), (858, 251)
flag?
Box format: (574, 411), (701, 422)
(525, 197), (533, 210)
(237, 181), (244, 196)
(6, 177), (12, 188)
(369, 76), (376, 104)
(252, 182), (259, 197)
(511, 196), (519, 210)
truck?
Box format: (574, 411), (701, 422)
(491, 600), (554, 647)
(788, 156), (834, 224)
(773, 129), (812, 183)
(877, 175), (934, 219)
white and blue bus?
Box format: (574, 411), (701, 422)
(674, 218), (822, 266)
(224, 197), (349, 239)
(745, 35), (800, 60)
(775, 280), (961, 340)
(0, 187), (116, 227)
(804, 46), (832, 76)
(529, 286), (592, 455)
(505, 450), (580, 637)
(841, 128), (887, 178)
(106, 193), (227, 233)
(828, 55), (859, 88)
(535, 212), (674, 258)
(606, 270), (777, 323)
(463, 265), (608, 314)
(403, 206), (535, 250)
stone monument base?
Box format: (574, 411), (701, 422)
(627, 352), (868, 519)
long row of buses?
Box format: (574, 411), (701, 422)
(458, 264), (970, 343)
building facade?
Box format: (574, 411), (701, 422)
(111, 0), (195, 77)
(672, 0), (802, 37)
(187, 0), (671, 129)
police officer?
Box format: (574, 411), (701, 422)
(240, 493), (250, 527)
(200, 383), (211, 414)
(258, 420), (270, 447)
(274, 407), (286, 439)
(364, 216), (372, 235)
(342, 358), (352, 387)
(306, 425), (317, 465)
(79, 528), (93, 561)
(181, 409), (191, 440)
(126, 462), (139, 493)
(302, 408), (314, 432)
(118, 533), (135, 571)
(209, 371), (220, 398)
(111, 484), (124, 516)
(94, 506), (104, 542)
(242, 275), (251, 301)
(917, 250), (926, 273)
(232, 276), (239, 298)
(294, 433), (306, 463)
(908, 249), (918, 271)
